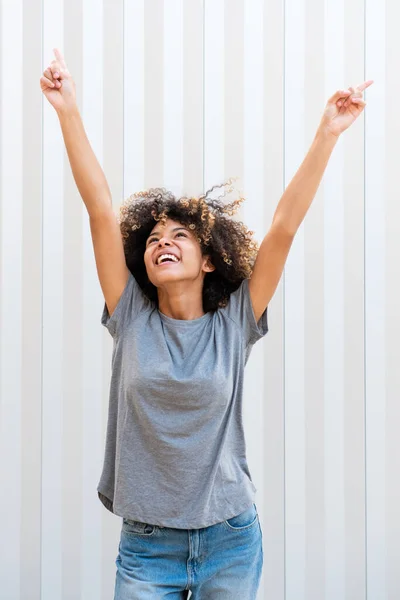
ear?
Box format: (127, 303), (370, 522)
(202, 256), (216, 273)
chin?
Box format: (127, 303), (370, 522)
(149, 270), (185, 285)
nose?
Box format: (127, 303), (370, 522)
(157, 237), (172, 248)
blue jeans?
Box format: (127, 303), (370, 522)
(114, 503), (263, 599)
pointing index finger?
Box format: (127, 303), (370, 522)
(356, 80), (374, 92)
(53, 48), (66, 69)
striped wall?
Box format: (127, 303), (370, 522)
(0, 0), (398, 598)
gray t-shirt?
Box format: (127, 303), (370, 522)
(98, 271), (268, 529)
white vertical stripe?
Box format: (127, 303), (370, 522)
(81, 0), (104, 597)
(242, 5), (265, 596)
(0, 0), (23, 597)
(204, 0), (224, 190)
(365, 0), (386, 597)
(284, 0), (306, 596)
(124, 0), (145, 197)
(323, 0), (345, 598)
(164, 0), (183, 195)
(41, 1), (64, 597)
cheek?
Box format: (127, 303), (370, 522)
(192, 247), (206, 269)
(143, 250), (154, 275)
(143, 248), (152, 265)
(184, 247), (201, 266)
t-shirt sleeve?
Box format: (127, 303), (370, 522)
(101, 271), (151, 338)
(222, 277), (269, 346)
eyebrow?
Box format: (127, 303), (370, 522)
(147, 226), (189, 243)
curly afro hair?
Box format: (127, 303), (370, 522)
(118, 180), (259, 313)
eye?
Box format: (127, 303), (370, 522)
(176, 231), (187, 238)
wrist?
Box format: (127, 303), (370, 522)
(315, 123), (340, 146)
(56, 103), (80, 121)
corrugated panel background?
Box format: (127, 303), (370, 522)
(0, 0), (398, 598)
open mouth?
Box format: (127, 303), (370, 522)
(156, 253), (180, 266)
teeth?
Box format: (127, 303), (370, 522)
(157, 253), (179, 265)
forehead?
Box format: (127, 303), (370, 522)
(149, 218), (186, 235)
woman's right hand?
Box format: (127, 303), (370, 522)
(40, 48), (76, 114)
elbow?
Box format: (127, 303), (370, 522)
(271, 216), (297, 239)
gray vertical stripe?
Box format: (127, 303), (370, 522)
(243, 4), (266, 599)
(323, 1), (346, 597)
(21, 0), (43, 598)
(163, 0), (183, 194)
(365, 0), (387, 597)
(262, 0), (285, 596)
(385, 2), (400, 599)
(102, 0), (125, 597)
(284, 0), (307, 595)
(0, 0), (23, 598)
(62, 1), (84, 598)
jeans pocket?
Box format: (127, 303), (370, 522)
(223, 503), (258, 531)
(122, 518), (156, 536)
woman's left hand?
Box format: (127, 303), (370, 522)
(320, 80), (374, 138)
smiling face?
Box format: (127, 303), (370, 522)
(143, 218), (215, 288)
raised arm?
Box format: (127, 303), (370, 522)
(248, 80), (374, 322)
(40, 49), (129, 316)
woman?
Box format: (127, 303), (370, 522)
(40, 48), (372, 599)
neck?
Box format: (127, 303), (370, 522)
(157, 282), (205, 320)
